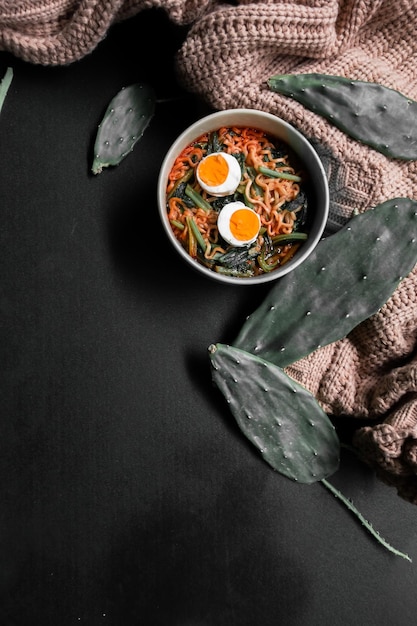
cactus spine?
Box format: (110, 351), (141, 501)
(234, 198), (417, 368)
(268, 73), (417, 160)
(208, 343), (340, 483)
(92, 83), (155, 174)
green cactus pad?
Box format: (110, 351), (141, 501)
(0, 67), (13, 116)
(234, 197), (417, 368)
(92, 82), (155, 174)
(208, 343), (340, 483)
(268, 73), (417, 160)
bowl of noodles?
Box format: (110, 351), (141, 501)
(157, 109), (329, 285)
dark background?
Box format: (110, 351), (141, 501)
(1, 8), (416, 626)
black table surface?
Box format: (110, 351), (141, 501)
(1, 8), (416, 626)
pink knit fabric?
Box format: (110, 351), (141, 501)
(0, 0), (212, 64)
(1, 0), (417, 503)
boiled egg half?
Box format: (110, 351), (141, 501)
(217, 201), (261, 247)
(196, 151), (241, 197)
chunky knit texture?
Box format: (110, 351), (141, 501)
(0, 0), (212, 64)
(1, 0), (417, 503)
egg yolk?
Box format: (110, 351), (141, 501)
(230, 208), (260, 241)
(198, 153), (229, 186)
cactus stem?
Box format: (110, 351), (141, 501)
(321, 479), (412, 562)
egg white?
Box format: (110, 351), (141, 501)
(217, 201), (261, 247)
(196, 152), (241, 197)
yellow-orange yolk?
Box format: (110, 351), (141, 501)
(217, 201), (261, 246)
(230, 208), (260, 241)
(196, 152), (241, 197)
(198, 153), (229, 186)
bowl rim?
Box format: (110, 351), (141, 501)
(157, 108), (329, 286)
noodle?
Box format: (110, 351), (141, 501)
(165, 126), (308, 276)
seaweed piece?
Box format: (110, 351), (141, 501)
(207, 131), (222, 154)
(283, 191), (308, 228)
(216, 245), (259, 271)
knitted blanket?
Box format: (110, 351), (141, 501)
(2, 0), (417, 504)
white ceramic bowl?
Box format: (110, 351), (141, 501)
(157, 109), (329, 285)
